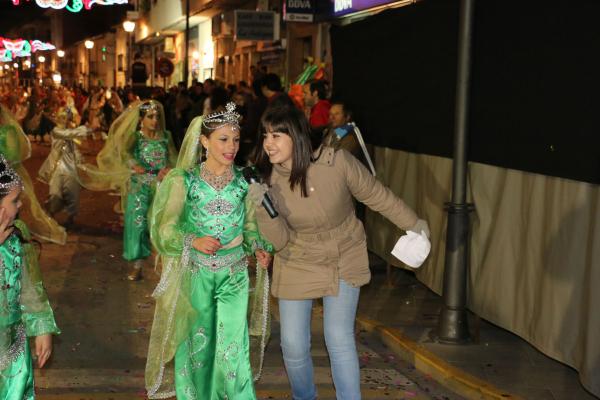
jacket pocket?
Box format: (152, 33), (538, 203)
(279, 242), (306, 261)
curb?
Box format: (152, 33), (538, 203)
(355, 316), (524, 400)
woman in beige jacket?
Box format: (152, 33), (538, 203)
(251, 106), (429, 400)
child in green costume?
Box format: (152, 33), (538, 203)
(0, 154), (60, 399)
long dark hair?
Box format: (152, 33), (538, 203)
(136, 101), (161, 131)
(254, 106), (313, 197)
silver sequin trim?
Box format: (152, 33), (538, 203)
(217, 322), (240, 381)
(189, 249), (248, 274)
(253, 263), (270, 382)
(0, 324), (26, 371)
(183, 386), (198, 400)
(199, 162), (233, 192)
(147, 235), (194, 399)
(189, 327), (208, 370)
(204, 197), (235, 216)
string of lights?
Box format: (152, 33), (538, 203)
(10, 0), (128, 13)
(0, 38), (56, 62)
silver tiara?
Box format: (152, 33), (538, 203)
(202, 102), (240, 130)
(140, 101), (159, 113)
(0, 154), (22, 195)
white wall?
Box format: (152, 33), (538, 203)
(138, 0), (184, 41)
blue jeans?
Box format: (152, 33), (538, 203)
(278, 280), (361, 400)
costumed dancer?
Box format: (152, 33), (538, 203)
(251, 106), (430, 400)
(0, 154), (60, 399)
(0, 104), (67, 245)
(77, 100), (178, 280)
(82, 88), (106, 140)
(38, 99), (90, 227)
(145, 103), (273, 399)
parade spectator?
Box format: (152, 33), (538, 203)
(131, 53), (148, 96)
(173, 82), (193, 148)
(323, 101), (361, 158)
(208, 86), (229, 114)
(240, 78), (268, 164)
(250, 65), (265, 85)
(201, 78), (216, 115)
(251, 105), (429, 400)
(261, 73), (284, 104)
(303, 80), (331, 128)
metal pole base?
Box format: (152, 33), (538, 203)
(437, 306), (471, 344)
(437, 202), (474, 344)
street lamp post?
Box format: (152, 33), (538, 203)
(437, 0), (475, 344)
(57, 50), (64, 85)
(85, 40), (94, 90)
(123, 21), (135, 86)
(184, 0), (190, 86)
(38, 55), (45, 83)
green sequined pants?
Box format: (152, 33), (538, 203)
(174, 267), (256, 400)
(0, 339), (34, 400)
(123, 176), (153, 261)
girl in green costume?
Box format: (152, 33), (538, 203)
(122, 101), (176, 280)
(145, 103), (273, 399)
(0, 154), (60, 399)
(77, 100), (177, 280)
(0, 104), (67, 245)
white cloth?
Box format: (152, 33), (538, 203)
(391, 230), (431, 268)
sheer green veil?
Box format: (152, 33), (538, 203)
(0, 104), (31, 163)
(0, 105), (66, 244)
(77, 100), (178, 201)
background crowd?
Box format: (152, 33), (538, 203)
(0, 69), (361, 167)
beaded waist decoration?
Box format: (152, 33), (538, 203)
(189, 246), (247, 275)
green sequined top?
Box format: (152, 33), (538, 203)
(132, 131), (170, 172)
(150, 165), (273, 272)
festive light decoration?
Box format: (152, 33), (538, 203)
(31, 40), (56, 52)
(0, 38), (55, 61)
(11, 0), (128, 13)
(0, 49), (13, 62)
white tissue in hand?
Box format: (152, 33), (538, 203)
(391, 231), (431, 268)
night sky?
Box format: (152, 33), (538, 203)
(0, 1), (46, 32)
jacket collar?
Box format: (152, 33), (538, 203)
(272, 146), (335, 176)
(314, 145), (335, 166)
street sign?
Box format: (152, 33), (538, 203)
(157, 58), (174, 78)
(333, 0), (400, 17)
(284, 0), (315, 22)
(234, 10), (275, 41)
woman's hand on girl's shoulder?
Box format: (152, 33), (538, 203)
(255, 249), (272, 269)
(192, 236), (221, 254)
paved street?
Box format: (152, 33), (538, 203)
(22, 141), (463, 400)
